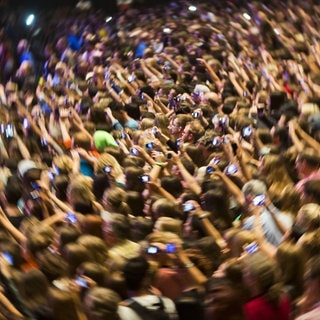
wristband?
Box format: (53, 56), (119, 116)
(154, 162), (165, 167)
(199, 213), (209, 220)
(183, 262), (195, 269)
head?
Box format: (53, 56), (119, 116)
(242, 252), (281, 303)
(242, 179), (267, 205)
(295, 148), (320, 179)
(276, 242), (305, 298)
(123, 256), (156, 292)
(94, 153), (123, 181)
(84, 287), (120, 320)
(182, 120), (205, 143)
(295, 203), (320, 233)
(77, 235), (108, 265)
(302, 179), (320, 205)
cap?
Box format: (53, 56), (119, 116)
(193, 84), (210, 96)
(18, 159), (42, 180)
(242, 179), (267, 196)
(93, 130), (118, 152)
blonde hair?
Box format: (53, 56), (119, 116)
(95, 153), (123, 180)
(68, 174), (95, 203)
(53, 154), (73, 174)
(154, 217), (183, 237)
(261, 154), (293, 200)
(146, 231), (183, 247)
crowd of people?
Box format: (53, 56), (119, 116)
(0, 0), (319, 319)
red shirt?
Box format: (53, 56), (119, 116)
(244, 294), (290, 320)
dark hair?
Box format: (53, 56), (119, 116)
(303, 179), (320, 204)
(4, 175), (23, 204)
(126, 191), (145, 216)
(93, 173), (110, 202)
(123, 256), (150, 291)
(124, 103), (141, 120)
(298, 148), (320, 168)
(160, 176), (183, 199)
(110, 214), (131, 240)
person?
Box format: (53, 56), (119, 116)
(83, 287), (121, 320)
(295, 255), (320, 319)
(102, 213), (141, 267)
(241, 179), (292, 247)
(118, 256), (179, 320)
(295, 148), (320, 195)
(242, 251), (290, 320)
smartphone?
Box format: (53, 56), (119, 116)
(130, 147), (139, 156)
(252, 194), (265, 206)
(242, 126), (252, 138)
(31, 182), (40, 190)
(192, 111), (200, 119)
(166, 243), (176, 253)
(141, 175), (151, 183)
(183, 203), (195, 212)
(75, 276), (88, 288)
(121, 131), (126, 139)
(66, 212), (77, 224)
(152, 127), (158, 135)
(145, 142), (154, 150)
(243, 90), (248, 97)
(5, 124), (14, 138)
(245, 242), (259, 254)
(147, 245), (159, 255)
(219, 117), (227, 126)
(226, 164), (238, 175)
(128, 74), (135, 83)
(2, 252), (13, 265)
(206, 166), (214, 174)
(213, 157), (220, 165)
(41, 137), (48, 146)
(212, 137), (221, 146)
(176, 139), (181, 148)
(48, 172), (55, 181)
(30, 190), (40, 200)
(140, 92), (145, 100)
(23, 118), (29, 129)
(104, 166), (111, 173)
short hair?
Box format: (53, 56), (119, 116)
(303, 179), (320, 204)
(110, 214), (131, 240)
(4, 176), (23, 204)
(123, 256), (150, 291)
(73, 131), (91, 150)
(242, 179), (267, 197)
(160, 176), (183, 199)
(84, 287), (120, 320)
(297, 148), (320, 168)
(187, 120), (205, 141)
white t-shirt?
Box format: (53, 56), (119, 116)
(118, 295), (178, 320)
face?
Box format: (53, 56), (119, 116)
(168, 119), (182, 137)
(295, 157), (306, 179)
(181, 124), (192, 143)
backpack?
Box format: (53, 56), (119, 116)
(126, 296), (170, 320)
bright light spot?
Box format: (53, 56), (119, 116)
(105, 16), (112, 23)
(274, 28), (280, 35)
(163, 28), (171, 34)
(188, 5), (197, 12)
(243, 13), (251, 21)
(26, 14), (35, 26)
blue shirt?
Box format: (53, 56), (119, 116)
(242, 204), (292, 247)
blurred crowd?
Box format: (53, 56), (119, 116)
(0, 0), (319, 319)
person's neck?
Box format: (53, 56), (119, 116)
(127, 288), (150, 298)
(5, 204), (22, 217)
